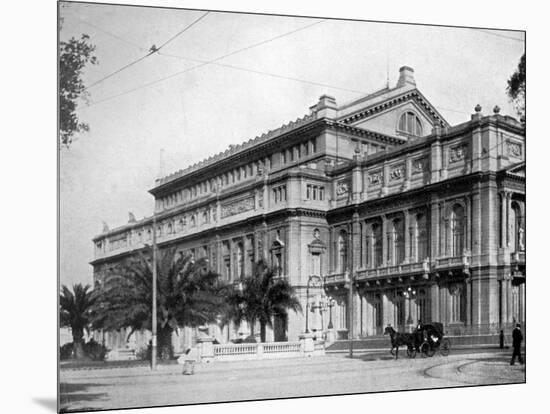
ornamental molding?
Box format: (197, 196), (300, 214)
(221, 195), (255, 218)
(368, 170), (383, 186)
(336, 180), (350, 196)
(413, 157), (429, 174)
(389, 164), (405, 181)
(449, 144), (467, 164)
(506, 140), (522, 158)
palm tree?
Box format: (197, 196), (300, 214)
(91, 246), (225, 359)
(225, 261), (302, 343)
(59, 283), (98, 359)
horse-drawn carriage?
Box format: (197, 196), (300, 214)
(384, 322), (451, 359)
(418, 322), (451, 357)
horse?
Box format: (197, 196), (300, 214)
(384, 325), (415, 359)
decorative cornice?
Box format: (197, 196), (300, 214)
(338, 89), (450, 128)
(151, 113), (319, 192)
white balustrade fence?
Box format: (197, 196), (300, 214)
(212, 340), (322, 362)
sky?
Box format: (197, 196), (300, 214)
(58, 1), (525, 287)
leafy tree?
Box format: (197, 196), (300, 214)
(225, 261), (302, 343)
(507, 53), (525, 119)
(59, 284), (98, 359)
(91, 247), (226, 359)
(59, 34), (98, 147)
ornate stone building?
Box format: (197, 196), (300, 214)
(91, 67), (525, 350)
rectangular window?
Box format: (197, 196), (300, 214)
(313, 186), (317, 200)
(319, 187), (325, 200)
(296, 145), (301, 159)
(288, 149), (294, 162)
(281, 151), (286, 164)
(303, 142), (309, 156)
(306, 184), (311, 199)
(311, 139), (317, 153)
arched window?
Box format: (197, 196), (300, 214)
(450, 204), (465, 256)
(372, 223), (383, 267)
(237, 242), (244, 279)
(337, 230), (348, 273)
(391, 218), (405, 265)
(398, 111), (423, 137)
(449, 283), (466, 323)
(415, 213), (429, 261)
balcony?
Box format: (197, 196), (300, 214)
(434, 253), (470, 273)
(324, 260), (430, 287)
(323, 272), (347, 287)
(355, 260), (429, 281)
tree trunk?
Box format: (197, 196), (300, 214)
(72, 328), (86, 359)
(158, 325), (174, 360)
(73, 339), (85, 359)
(260, 322), (267, 343)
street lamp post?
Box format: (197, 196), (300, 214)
(404, 286), (416, 326)
(151, 213), (158, 370)
(327, 297), (335, 329)
(305, 275), (322, 334)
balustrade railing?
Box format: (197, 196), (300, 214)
(212, 341), (310, 361)
(214, 343), (257, 357)
(327, 255), (473, 285)
(263, 342), (301, 354)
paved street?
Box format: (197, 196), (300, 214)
(60, 349), (525, 412)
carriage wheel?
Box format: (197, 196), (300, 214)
(407, 346), (416, 359)
(420, 342), (435, 357)
(440, 338), (451, 356)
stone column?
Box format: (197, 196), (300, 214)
(382, 216), (388, 266)
(465, 196), (471, 252)
(404, 157), (412, 191)
(466, 278), (472, 326)
(506, 192), (513, 247)
(499, 191), (507, 248)
(430, 201), (440, 261)
(382, 291), (392, 327)
(404, 210), (411, 263)
(439, 284), (447, 324)
(353, 291), (361, 339)
(381, 161), (389, 196)
(506, 277), (513, 324)
(430, 282), (440, 322)
(352, 213), (361, 270)
(499, 279), (507, 327)
(472, 189), (482, 260)
(430, 134), (442, 183)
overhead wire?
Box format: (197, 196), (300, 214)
(82, 19), (326, 108)
(84, 11), (210, 91)
(72, 15), (148, 52)
(78, 17), (476, 118)
(158, 51), (368, 95)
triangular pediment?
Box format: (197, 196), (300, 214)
(337, 88), (449, 140)
(506, 161), (525, 177)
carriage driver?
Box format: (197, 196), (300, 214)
(415, 320), (424, 351)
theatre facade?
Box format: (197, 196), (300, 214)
(91, 67), (525, 350)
